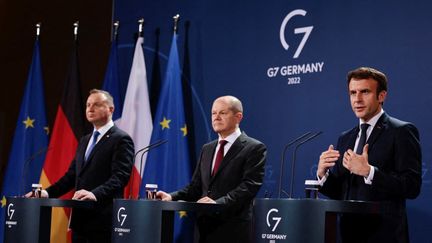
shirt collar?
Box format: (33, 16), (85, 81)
(218, 127), (241, 144)
(93, 120), (114, 137)
(359, 109), (384, 128)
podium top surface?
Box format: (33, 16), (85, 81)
(7, 197), (95, 209)
(114, 199), (225, 212)
(254, 198), (381, 214)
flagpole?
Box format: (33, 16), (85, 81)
(113, 20), (120, 41)
(173, 14), (180, 33)
(35, 22), (41, 40)
(73, 21), (79, 41)
(138, 18), (144, 37)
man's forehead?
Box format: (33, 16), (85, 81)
(349, 79), (377, 88)
(87, 95), (107, 104)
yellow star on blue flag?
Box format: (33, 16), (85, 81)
(23, 116), (35, 128)
(181, 124), (188, 136)
(160, 117), (171, 130)
(1, 196), (6, 208)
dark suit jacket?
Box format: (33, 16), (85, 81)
(171, 132), (266, 242)
(320, 113), (422, 243)
(46, 125), (134, 233)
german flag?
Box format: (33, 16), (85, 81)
(39, 37), (86, 243)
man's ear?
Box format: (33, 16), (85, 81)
(236, 112), (243, 123)
(378, 90), (387, 104)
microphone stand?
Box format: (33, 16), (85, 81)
(21, 146), (51, 196)
(289, 131), (322, 198)
(278, 132), (312, 198)
(128, 139), (168, 199)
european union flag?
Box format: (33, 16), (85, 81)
(141, 33), (193, 243)
(0, 39), (49, 242)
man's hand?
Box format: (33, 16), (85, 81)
(317, 145), (340, 178)
(197, 196), (216, 204)
(156, 191), (172, 201)
(24, 189), (48, 198)
(343, 144), (371, 177)
(72, 189), (97, 201)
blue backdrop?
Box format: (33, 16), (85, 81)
(114, 0), (432, 241)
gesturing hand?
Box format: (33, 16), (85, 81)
(343, 144), (371, 177)
(317, 144), (339, 178)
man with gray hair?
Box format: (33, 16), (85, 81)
(157, 95), (267, 243)
(27, 89), (134, 243)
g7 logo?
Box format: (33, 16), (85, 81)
(266, 208), (281, 232)
(117, 207), (127, 226)
(280, 9), (314, 59)
(7, 203), (15, 220)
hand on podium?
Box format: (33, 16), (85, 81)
(197, 196), (216, 204)
(156, 191), (172, 201)
(24, 189), (48, 198)
(72, 189), (97, 201)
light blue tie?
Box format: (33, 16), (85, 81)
(85, 131), (100, 161)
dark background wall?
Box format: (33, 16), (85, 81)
(1, 0), (431, 242)
(0, 0), (112, 184)
(112, 0), (431, 242)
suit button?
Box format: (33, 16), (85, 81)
(207, 190), (211, 194)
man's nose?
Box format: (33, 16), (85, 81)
(354, 93), (362, 101)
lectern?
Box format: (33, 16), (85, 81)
(253, 198), (380, 243)
(112, 199), (225, 243)
(4, 197), (94, 243)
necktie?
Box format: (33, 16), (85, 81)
(85, 131), (100, 161)
(212, 140), (228, 176)
(356, 123), (370, 154)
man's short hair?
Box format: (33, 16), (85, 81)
(89, 89), (114, 108)
(347, 67), (388, 94)
(218, 95), (243, 113)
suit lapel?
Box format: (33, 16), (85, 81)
(78, 133), (92, 172)
(211, 133), (246, 181)
(365, 113), (387, 150)
(80, 126), (115, 172)
(346, 127), (358, 151)
(203, 141), (218, 183)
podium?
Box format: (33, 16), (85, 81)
(112, 199), (225, 243)
(3, 197), (94, 243)
(253, 198), (380, 243)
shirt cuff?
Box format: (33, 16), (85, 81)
(363, 165), (375, 185)
(317, 170), (329, 186)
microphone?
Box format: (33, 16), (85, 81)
(138, 139), (168, 178)
(21, 146), (51, 196)
(128, 139), (168, 199)
(278, 132), (312, 198)
(289, 131), (322, 198)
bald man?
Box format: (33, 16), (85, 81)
(157, 96), (267, 243)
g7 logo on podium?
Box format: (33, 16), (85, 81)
(117, 207), (127, 227)
(7, 203), (15, 220)
(266, 208), (281, 232)
(280, 9), (314, 59)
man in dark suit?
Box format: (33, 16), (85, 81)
(157, 95), (267, 243)
(27, 89), (134, 243)
(317, 67), (422, 243)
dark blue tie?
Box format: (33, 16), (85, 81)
(356, 123), (370, 154)
(85, 131), (100, 161)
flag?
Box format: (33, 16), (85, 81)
(141, 33), (193, 243)
(39, 38), (86, 243)
(0, 39), (49, 243)
(116, 36), (153, 199)
(102, 38), (124, 121)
